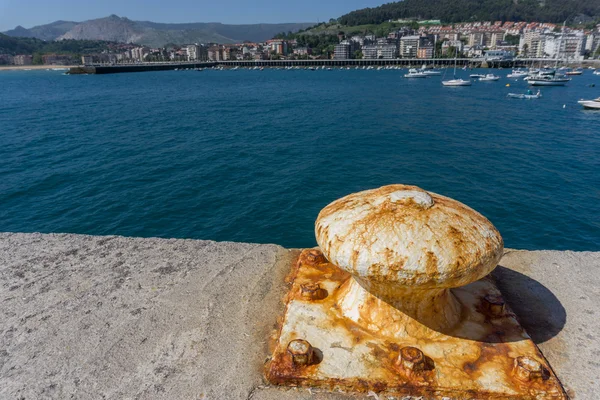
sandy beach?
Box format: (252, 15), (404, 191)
(0, 65), (77, 71)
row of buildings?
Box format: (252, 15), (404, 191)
(330, 21), (599, 61)
(424, 20), (598, 61)
(2, 20), (599, 66)
(0, 54), (82, 65)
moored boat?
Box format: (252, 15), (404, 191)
(470, 74), (485, 79)
(420, 69), (441, 76)
(479, 74), (500, 81)
(404, 68), (428, 78)
(507, 90), (542, 99)
(507, 69), (528, 78)
(528, 71), (570, 86)
(577, 98), (600, 109)
(442, 79), (472, 86)
(565, 68), (583, 76)
(443, 47), (471, 87)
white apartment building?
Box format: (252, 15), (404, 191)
(399, 36), (419, 58)
(468, 32), (484, 46)
(442, 40), (464, 53)
(187, 44), (200, 61)
(560, 32), (587, 60)
(131, 47), (149, 61)
(520, 31), (541, 57)
(362, 44), (378, 59)
(378, 44), (398, 59)
(334, 42), (351, 59)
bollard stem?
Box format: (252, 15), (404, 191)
(340, 277), (462, 333)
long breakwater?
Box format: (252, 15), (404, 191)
(69, 58), (600, 74)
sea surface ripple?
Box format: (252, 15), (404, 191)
(0, 68), (599, 250)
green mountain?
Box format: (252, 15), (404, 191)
(339, 0), (600, 25)
(3, 15), (315, 47)
(0, 33), (117, 56)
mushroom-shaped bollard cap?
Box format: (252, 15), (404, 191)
(315, 185), (503, 315)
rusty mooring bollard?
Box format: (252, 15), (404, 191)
(267, 184), (566, 399)
(315, 184), (504, 332)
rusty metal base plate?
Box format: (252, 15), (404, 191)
(266, 249), (567, 399)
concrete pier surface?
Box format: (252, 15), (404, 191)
(0, 233), (598, 399)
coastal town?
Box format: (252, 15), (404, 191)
(1, 20), (600, 67)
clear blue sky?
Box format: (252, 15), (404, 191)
(0, 0), (386, 31)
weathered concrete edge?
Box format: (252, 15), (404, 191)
(0, 233), (598, 400)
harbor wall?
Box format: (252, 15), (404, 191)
(0, 232), (598, 399)
(69, 58), (600, 74)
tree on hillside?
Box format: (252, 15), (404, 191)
(32, 53), (43, 65)
(338, 0), (600, 25)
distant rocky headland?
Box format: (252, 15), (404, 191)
(2, 15), (314, 48)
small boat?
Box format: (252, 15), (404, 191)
(507, 69), (528, 78)
(593, 70), (600, 76)
(420, 69), (441, 76)
(404, 68), (428, 78)
(565, 69), (583, 76)
(479, 74), (500, 81)
(442, 79), (472, 86)
(443, 47), (471, 86)
(470, 74), (485, 79)
(577, 98), (600, 110)
(528, 71), (570, 86)
(507, 90), (542, 99)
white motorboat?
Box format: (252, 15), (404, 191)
(420, 69), (441, 76)
(507, 90), (542, 99)
(577, 98), (600, 109)
(479, 74), (500, 81)
(593, 70), (600, 76)
(442, 79), (472, 86)
(507, 69), (528, 78)
(565, 68), (583, 76)
(528, 71), (570, 86)
(404, 68), (428, 78)
(470, 74), (485, 79)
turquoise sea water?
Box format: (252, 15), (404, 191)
(0, 68), (599, 250)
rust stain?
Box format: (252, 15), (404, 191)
(424, 251), (438, 276)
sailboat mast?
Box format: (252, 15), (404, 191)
(453, 46), (458, 78)
(555, 21), (566, 69)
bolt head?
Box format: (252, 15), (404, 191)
(513, 356), (546, 382)
(305, 249), (327, 265)
(483, 294), (505, 317)
(398, 346), (426, 372)
(301, 283), (328, 300)
(287, 339), (314, 366)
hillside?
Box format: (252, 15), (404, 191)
(3, 15), (314, 47)
(339, 0), (600, 25)
(3, 20), (78, 41)
(0, 33), (118, 56)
